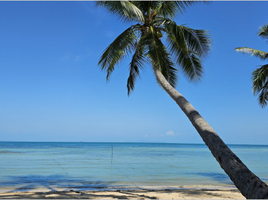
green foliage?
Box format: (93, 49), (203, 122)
(96, 1), (144, 23)
(259, 23), (268, 39)
(98, 25), (140, 81)
(97, 1), (211, 95)
(235, 23), (268, 107)
(127, 38), (147, 95)
(252, 64), (268, 107)
(164, 19), (210, 81)
(154, 1), (198, 19)
(146, 28), (178, 88)
(235, 47), (268, 61)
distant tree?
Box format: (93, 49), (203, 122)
(236, 23), (268, 108)
(97, 1), (268, 198)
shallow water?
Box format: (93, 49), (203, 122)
(0, 142), (267, 191)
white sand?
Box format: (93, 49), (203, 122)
(0, 186), (245, 199)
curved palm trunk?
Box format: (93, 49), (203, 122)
(153, 66), (268, 199)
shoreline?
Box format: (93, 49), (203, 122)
(0, 184), (238, 192)
(0, 185), (245, 199)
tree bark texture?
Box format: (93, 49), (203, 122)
(153, 66), (268, 199)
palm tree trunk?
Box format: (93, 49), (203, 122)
(153, 66), (268, 199)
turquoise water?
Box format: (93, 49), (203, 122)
(0, 142), (267, 191)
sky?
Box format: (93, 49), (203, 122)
(0, 1), (267, 144)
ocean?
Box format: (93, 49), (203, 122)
(0, 142), (267, 192)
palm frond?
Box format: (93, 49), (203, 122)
(127, 38), (147, 95)
(258, 23), (268, 39)
(98, 25), (140, 81)
(130, 1), (150, 15)
(146, 28), (178, 88)
(165, 21), (204, 81)
(252, 64), (268, 107)
(96, 1), (144, 23)
(155, 1), (198, 19)
(257, 81), (268, 108)
(155, 2), (180, 19)
(235, 47), (268, 61)
(176, 49), (203, 82)
(98, 0), (210, 94)
(177, 25), (211, 57)
(252, 64), (268, 95)
(161, 18), (210, 57)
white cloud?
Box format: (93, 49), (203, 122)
(145, 132), (179, 138)
(166, 131), (175, 136)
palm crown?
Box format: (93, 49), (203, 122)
(97, 1), (211, 95)
(235, 23), (268, 107)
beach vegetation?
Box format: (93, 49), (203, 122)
(235, 23), (268, 108)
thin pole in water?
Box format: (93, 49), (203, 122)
(111, 144), (113, 164)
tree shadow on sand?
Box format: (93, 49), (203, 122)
(0, 174), (246, 199)
(0, 174), (160, 199)
(0, 174), (117, 193)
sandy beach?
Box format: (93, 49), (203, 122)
(0, 187), (245, 199)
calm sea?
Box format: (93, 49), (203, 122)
(0, 142), (267, 192)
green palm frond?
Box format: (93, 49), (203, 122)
(98, 25), (140, 81)
(165, 22), (204, 81)
(155, 1), (182, 19)
(155, 1), (198, 19)
(259, 23), (268, 39)
(176, 49), (203, 82)
(236, 23), (268, 107)
(130, 1), (150, 15)
(160, 64), (179, 89)
(146, 28), (178, 88)
(98, 1), (210, 95)
(127, 38), (147, 95)
(96, 1), (144, 23)
(177, 25), (211, 57)
(161, 18), (210, 57)
(252, 64), (268, 94)
(235, 47), (268, 61)
(252, 64), (268, 107)
(258, 81), (268, 108)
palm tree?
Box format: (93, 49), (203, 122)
(236, 23), (268, 108)
(97, 1), (268, 198)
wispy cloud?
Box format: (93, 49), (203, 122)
(144, 131), (179, 138)
(166, 131), (175, 136)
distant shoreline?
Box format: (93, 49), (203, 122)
(1, 141), (268, 146)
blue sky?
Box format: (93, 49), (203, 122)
(0, 1), (267, 144)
